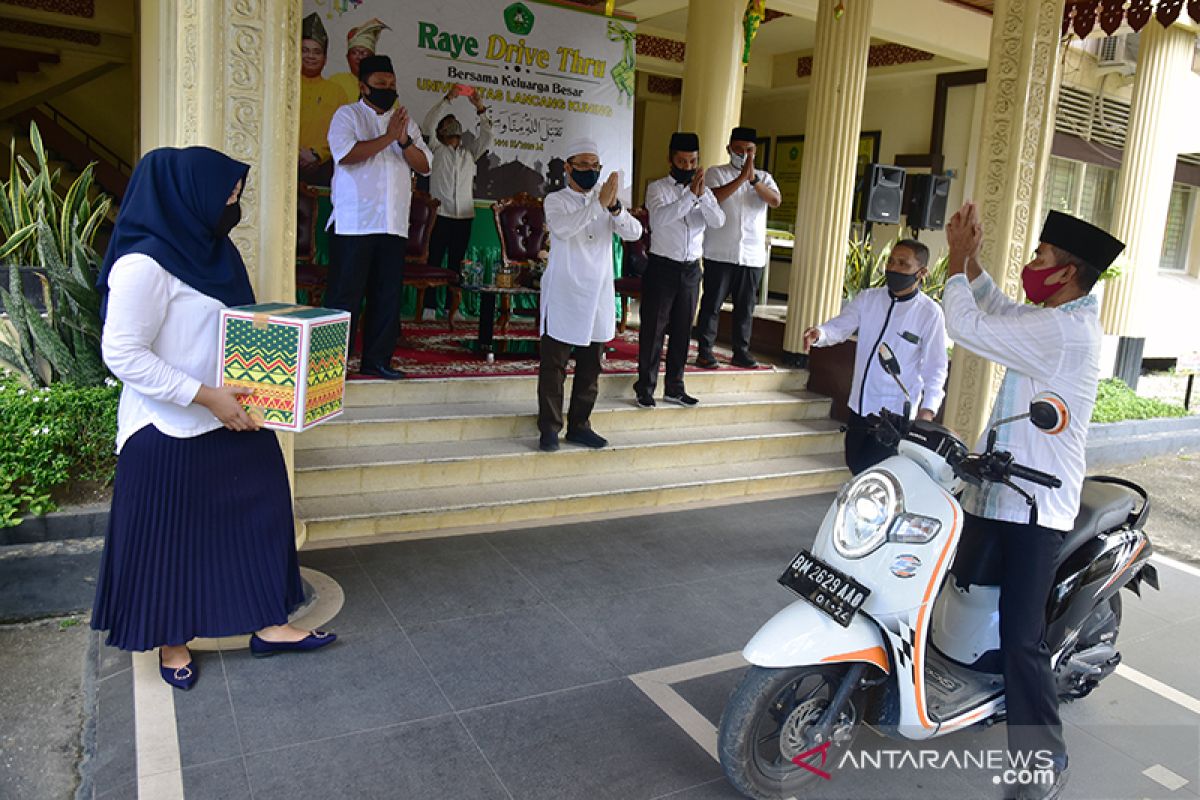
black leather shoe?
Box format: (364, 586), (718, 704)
(730, 354), (759, 368)
(359, 362), (406, 380)
(539, 431), (560, 451)
(635, 393), (656, 409)
(565, 428), (608, 448)
(695, 355), (720, 369)
(1014, 765), (1069, 800)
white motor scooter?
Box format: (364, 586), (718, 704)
(717, 345), (1158, 799)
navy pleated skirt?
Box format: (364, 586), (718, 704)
(91, 424), (305, 651)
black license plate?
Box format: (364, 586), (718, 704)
(778, 549), (871, 628)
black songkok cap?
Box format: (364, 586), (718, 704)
(357, 55), (394, 83)
(1039, 210), (1125, 272)
(669, 132), (700, 152)
(730, 126), (757, 142)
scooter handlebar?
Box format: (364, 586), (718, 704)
(1008, 462), (1062, 489)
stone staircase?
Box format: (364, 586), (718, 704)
(293, 368), (848, 543)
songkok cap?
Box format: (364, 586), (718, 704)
(301, 13), (328, 50)
(1039, 210), (1125, 272)
(346, 18), (389, 53)
(730, 126), (757, 142)
(669, 132), (700, 152)
(357, 55), (394, 83)
(564, 137), (600, 159)
(438, 117), (463, 137)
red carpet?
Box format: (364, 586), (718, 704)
(346, 318), (763, 380)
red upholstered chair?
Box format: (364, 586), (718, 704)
(615, 206), (650, 333)
(295, 183), (328, 306)
(491, 192), (548, 334)
(403, 190), (462, 329)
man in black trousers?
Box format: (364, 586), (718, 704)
(326, 55), (432, 379)
(633, 132), (725, 407)
(694, 126), (781, 369)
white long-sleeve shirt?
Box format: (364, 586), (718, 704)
(540, 187), (643, 346)
(703, 163), (778, 267)
(814, 287), (949, 418)
(420, 98), (493, 219)
(645, 175), (725, 262)
(943, 271), (1101, 532)
(101, 254), (224, 452)
(327, 100), (433, 236)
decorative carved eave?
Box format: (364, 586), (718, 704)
(1063, 0), (1200, 37)
(796, 42), (936, 78)
(0, 0), (94, 17)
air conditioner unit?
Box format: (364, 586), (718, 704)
(1097, 33), (1138, 74)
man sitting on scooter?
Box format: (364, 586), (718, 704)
(943, 203), (1124, 800)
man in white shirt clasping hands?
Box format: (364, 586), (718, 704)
(538, 138), (643, 452)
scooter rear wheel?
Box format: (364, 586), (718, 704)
(717, 664), (863, 800)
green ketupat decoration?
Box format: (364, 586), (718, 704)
(607, 22), (636, 106)
(742, 0), (766, 66)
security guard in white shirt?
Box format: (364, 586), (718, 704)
(695, 127), (781, 369)
(944, 203), (1125, 800)
(803, 239), (949, 474)
(326, 55), (432, 380)
(634, 132), (726, 408)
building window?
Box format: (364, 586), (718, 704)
(1041, 156), (1117, 231)
(1160, 183), (1195, 272)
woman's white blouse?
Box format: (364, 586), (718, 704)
(101, 253), (225, 452)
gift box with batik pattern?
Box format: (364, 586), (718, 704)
(218, 303), (351, 433)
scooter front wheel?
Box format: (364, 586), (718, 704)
(718, 664), (863, 800)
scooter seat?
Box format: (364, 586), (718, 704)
(1055, 479), (1135, 566)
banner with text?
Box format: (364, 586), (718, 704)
(303, 0), (636, 200)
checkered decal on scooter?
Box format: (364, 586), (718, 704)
(890, 621), (919, 684)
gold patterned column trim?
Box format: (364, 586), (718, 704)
(942, 0), (1065, 444)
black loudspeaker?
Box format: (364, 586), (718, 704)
(907, 173), (952, 230)
(859, 164), (906, 224)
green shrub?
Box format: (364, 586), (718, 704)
(1091, 377), (1189, 424)
(0, 370), (119, 526)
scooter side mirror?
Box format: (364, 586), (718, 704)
(877, 343), (902, 377)
(1030, 391), (1070, 434)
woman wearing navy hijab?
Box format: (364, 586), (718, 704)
(91, 147), (336, 690)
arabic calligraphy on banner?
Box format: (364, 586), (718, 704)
(305, 0), (636, 201)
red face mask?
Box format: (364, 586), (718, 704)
(1022, 264), (1067, 305)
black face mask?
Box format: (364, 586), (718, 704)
(365, 86), (397, 111)
(571, 169), (599, 191)
(885, 270), (920, 294)
(670, 166), (696, 185)
(215, 202), (241, 238)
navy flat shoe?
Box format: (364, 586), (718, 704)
(249, 630), (337, 658)
(159, 653), (198, 690)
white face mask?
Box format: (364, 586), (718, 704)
(729, 151), (747, 170)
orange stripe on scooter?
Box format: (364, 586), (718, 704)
(913, 492), (961, 730)
(820, 646), (890, 674)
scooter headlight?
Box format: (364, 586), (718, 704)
(833, 471), (902, 558)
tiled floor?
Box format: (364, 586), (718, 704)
(88, 494), (1200, 800)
